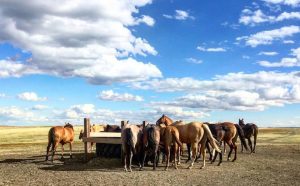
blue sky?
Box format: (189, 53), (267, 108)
(0, 0), (300, 127)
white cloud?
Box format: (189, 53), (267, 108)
(237, 25), (300, 47)
(283, 40), (295, 44)
(197, 46), (226, 52)
(17, 92), (47, 102)
(0, 1), (161, 84)
(258, 47), (300, 67)
(186, 58), (203, 64)
(60, 104), (96, 119)
(32, 105), (48, 110)
(262, 0), (300, 7)
(0, 93), (6, 98)
(239, 9), (300, 26)
(163, 10), (194, 20)
(258, 51), (279, 56)
(242, 55), (250, 59)
(98, 90), (143, 102)
(132, 71), (300, 111)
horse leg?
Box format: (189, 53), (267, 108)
(247, 138), (253, 153)
(173, 144), (178, 169)
(206, 141), (212, 161)
(140, 151), (147, 171)
(227, 141), (233, 161)
(200, 142), (206, 169)
(61, 144), (64, 160)
(185, 143), (191, 163)
(253, 133), (257, 153)
(232, 142), (237, 162)
(188, 143), (197, 169)
(51, 141), (59, 162)
(129, 150), (133, 172)
(165, 145), (170, 171)
(123, 151), (128, 172)
(46, 142), (51, 161)
(153, 151), (157, 170)
(69, 142), (73, 159)
(223, 142), (227, 155)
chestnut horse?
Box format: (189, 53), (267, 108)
(239, 118), (258, 153)
(140, 124), (161, 170)
(159, 124), (182, 170)
(121, 122), (143, 172)
(156, 115), (221, 169)
(46, 123), (74, 162)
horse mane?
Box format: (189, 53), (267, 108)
(64, 123), (73, 129)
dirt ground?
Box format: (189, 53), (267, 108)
(0, 144), (299, 186)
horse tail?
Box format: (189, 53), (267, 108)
(235, 124), (249, 151)
(48, 127), (55, 147)
(172, 129), (182, 148)
(203, 124), (221, 153)
(125, 128), (136, 154)
(147, 127), (156, 147)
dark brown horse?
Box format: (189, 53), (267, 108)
(206, 122), (248, 162)
(46, 123), (74, 162)
(140, 124), (160, 170)
(239, 118), (258, 153)
(105, 124), (122, 132)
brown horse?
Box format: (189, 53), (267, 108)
(159, 124), (182, 170)
(46, 123), (74, 162)
(105, 124), (122, 132)
(208, 122), (248, 162)
(140, 124), (160, 170)
(121, 122), (143, 172)
(239, 118), (258, 153)
(157, 115), (221, 169)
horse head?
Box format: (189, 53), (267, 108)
(238, 118), (245, 126)
(156, 114), (173, 126)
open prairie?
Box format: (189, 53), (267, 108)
(0, 126), (299, 186)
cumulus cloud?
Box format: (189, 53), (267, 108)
(132, 71), (300, 111)
(258, 47), (300, 67)
(98, 90), (143, 102)
(262, 0), (300, 7)
(197, 46), (226, 52)
(239, 9), (300, 26)
(236, 25), (300, 47)
(60, 104), (96, 119)
(163, 10), (194, 20)
(17, 92), (47, 102)
(0, 93), (6, 98)
(0, 1), (161, 84)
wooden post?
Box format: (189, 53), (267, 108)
(84, 118), (91, 161)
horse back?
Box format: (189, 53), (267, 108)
(175, 122), (204, 143)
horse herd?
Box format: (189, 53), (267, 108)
(45, 115), (258, 172)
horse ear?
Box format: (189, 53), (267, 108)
(142, 121), (146, 128)
(162, 114), (165, 117)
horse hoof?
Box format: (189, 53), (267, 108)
(217, 163), (221, 166)
(188, 166), (193, 169)
(200, 166), (205, 169)
(232, 159), (236, 162)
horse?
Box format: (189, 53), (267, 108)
(239, 118), (258, 153)
(140, 124), (160, 170)
(105, 124), (122, 132)
(46, 123), (74, 162)
(158, 124), (182, 170)
(207, 122), (248, 162)
(157, 115), (221, 169)
(121, 122), (143, 172)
